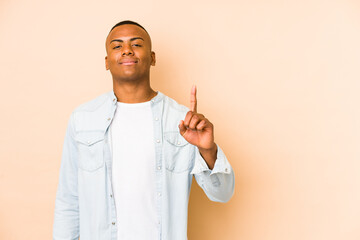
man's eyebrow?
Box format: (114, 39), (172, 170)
(110, 37), (144, 44)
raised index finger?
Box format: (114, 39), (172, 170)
(190, 85), (197, 113)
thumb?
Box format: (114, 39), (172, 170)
(178, 120), (187, 136)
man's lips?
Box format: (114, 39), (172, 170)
(119, 60), (138, 65)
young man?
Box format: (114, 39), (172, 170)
(53, 20), (235, 240)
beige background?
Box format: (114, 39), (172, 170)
(1, 0), (360, 239)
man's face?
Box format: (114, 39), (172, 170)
(105, 24), (155, 82)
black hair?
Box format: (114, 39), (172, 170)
(109, 20), (149, 35)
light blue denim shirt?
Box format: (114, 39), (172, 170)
(53, 90), (235, 240)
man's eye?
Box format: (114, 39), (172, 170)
(113, 46), (121, 49)
(133, 44), (142, 47)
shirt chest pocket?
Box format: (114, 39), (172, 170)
(163, 132), (194, 173)
(75, 131), (105, 172)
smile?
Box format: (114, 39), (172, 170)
(120, 60), (138, 65)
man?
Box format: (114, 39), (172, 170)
(53, 20), (234, 240)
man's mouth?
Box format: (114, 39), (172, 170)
(120, 60), (138, 65)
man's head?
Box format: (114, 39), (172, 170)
(105, 20), (155, 82)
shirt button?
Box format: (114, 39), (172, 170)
(156, 139), (160, 143)
(110, 194), (113, 197)
(112, 222), (115, 225)
(158, 193), (161, 197)
(155, 117), (159, 121)
(225, 168), (228, 172)
(157, 166), (161, 170)
(107, 117), (111, 121)
(87, 141), (91, 144)
(177, 142), (181, 145)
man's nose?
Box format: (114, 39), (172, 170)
(122, 44), (134, 56)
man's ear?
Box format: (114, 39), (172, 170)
(105, 56), (109, 70)
(151, 51), (156, 66)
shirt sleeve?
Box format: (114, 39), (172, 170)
(190, 144), (235, 203)
(53, 112), (80, 240)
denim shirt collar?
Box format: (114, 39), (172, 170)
(108, 89), (164, 106)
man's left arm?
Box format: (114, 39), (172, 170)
(192, 144), (235, 202)
(178, 85), (235, 203)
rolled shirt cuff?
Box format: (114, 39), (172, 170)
(190, 144), (232, 176)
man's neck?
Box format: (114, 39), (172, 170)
(112, 81), (157, 103)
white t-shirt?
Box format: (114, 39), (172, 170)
(110, 100), (158, 240)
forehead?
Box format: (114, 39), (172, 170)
(107, 24), (151, 44)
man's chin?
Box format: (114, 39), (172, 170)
(112, 75), (142, 83)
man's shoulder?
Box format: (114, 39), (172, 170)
(162, 93), (189, 114)
(161, 93), (189, 131)
(68, 91), (112, 132)
(72, 91), (111, 113)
